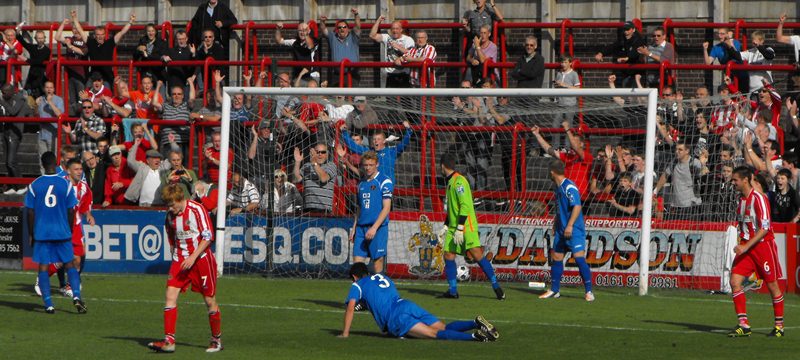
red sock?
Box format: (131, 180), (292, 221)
(48, 263), (59, 277)
(209, 310), (222, 338)
(732, 290), (749, 327)
(164, 307), (177, 341)
(773, 295), (784, 328)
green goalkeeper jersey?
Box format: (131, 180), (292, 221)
(444, 172), (478, 232)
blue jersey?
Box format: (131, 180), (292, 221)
(554, 178), (584, 235)
(24, 174), (78, 241)
(345, 273), (401, 332)
(341, 128), (413, 183)
(357, 172), (393, 226)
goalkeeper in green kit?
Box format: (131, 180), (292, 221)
(438, 153), (505, 300)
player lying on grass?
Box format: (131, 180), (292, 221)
(147, 184), (223, 353)
(340, 262), (499, 341)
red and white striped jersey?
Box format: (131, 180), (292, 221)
(408, 43), (437, 87)
(737, 189), (774, 244)
(165, 200), (214, 262)
(65, 176), (92, 226)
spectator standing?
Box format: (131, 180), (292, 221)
(739, 31), (774, 92)
(124, 141), (172, 206)
(1, 27), (24, 88)
(123, 122), (158, 162)
(17, 28), (51, 98)
(247, 122), (277, 191)
(64, 99), (106, 154)
(103, 146), (134, 206)
(777, 12), (800, 85)
(531, 122), (593, 196)
(72, 10), (134, 86)
(552, 56), (581, 149)
(466, 25), (498, 85)
(344, 96), (378, 132)
(35, 81), (64, 157)
(204, 131), (233, 183)
(79, 72), (113, 111)
(189, 0), (238, 54)
(129, 75), (163, 120)
(400, 31), (437, 88)
(55, 18), (88, 116)
(637, 27), (675, 88)
(196, 29), (228, 90)
(340, 121), (413, 183)
(0, 83), (33, 193)
(771, 168), (800, 223)
(319, 9), (362, 86)
(292, 143), (337, 213)
(156, 76), (197, 159)
(703, 28), (747, 93)
(162, 30), (197, 92)
(82, 150), (106, 205)
(133, 23), (168, 83)
(509, 35), (544, 88)
(654, 142), (707, 221)
(595, 21), (646, 88)
(99, 77), (134, 121)
(462, 0), (503, 55)
(370, 16), (415, 88)
(275, 21), (320, 81)
(607, 172), (642, 217)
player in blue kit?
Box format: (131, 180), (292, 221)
(349, 151), (393, 274)
(24, 151), (86, 314)
(339, 262), (499, 341)
(539, 159), (595, 301)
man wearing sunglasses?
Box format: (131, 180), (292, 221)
(637, 27), (675, 88)
(64, 99), (107, 155)
(319, 8), (362, 86)
(510, 35), (544, 88)
(292, 143), (337, 213)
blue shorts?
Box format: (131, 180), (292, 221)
(353, 224), (388, 260)
(388, 300), (440, 337)
(33, 240), (74, 265)
(553, 231), (586, 254)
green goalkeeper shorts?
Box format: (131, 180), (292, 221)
(444, 227), (481, 255)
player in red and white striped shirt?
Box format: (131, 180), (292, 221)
(148, 184), (222, 353)
(728, 166), (785, 337)
(34, 158), (95, 298)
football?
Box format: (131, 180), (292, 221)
(456, 265), (470, 281)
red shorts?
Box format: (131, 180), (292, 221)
(166, 254), (218, 297)
(72, 224), (85, 257)
(732, 240), (783, 282)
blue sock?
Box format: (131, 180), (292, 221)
(446, 320), (477, 332)
(444, 259), (458, 295)
(67, 268), (82, 299)
(436, 329), (476, 341)
(477, 257), (499, 289)
(551, 260), (564, 293)
(574, 257), (593, 293)
(39, 271), (53, 308)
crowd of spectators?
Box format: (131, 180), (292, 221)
(3, 5), (800, 225)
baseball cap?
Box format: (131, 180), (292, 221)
(622, 21), (635, 30)
(108, 146), (121, 156)
(354, 96), (367, 102)
(90, 72), (103, 82)
(146, 149), (163, 159)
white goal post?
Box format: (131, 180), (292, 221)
(217, 86), (659, 296)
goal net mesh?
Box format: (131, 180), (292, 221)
(218, 86), (747, 292)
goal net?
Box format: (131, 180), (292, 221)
(215, 85), (744, 295)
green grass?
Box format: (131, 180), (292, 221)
(2, 271), (799, 359)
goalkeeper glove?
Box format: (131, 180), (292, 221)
(437, 225), (448, 246)
(453, 225), (465, 246)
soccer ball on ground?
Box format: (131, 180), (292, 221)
(456, 266), (470, 281)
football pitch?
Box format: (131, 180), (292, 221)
(2, 271), (798, 359)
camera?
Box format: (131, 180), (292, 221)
(175, 169), (186, 175)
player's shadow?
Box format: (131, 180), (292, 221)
(297, 298), (344, 310)
(403, 288), (445, 297)
(323, 329), (392, 339)
(8, 282), (38, 293)
(104, 336), (204, 349)
(641, 320), (728, 335)
(0, 298), (43, 312)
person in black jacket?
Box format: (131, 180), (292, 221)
(133, 23), (168, 84)
(82, 150), (107, 205)
(196, 29), (228, 94)
(509, 35), (544, 88)
(274, 21), (320, 82)
(17, 28), (51, 98)
(594, 21), (646, 88)
(189, 0), (238, 54)
(162, 29), (196, 94)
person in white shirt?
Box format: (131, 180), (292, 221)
(369, 16), (414, 88)
(740, 31), (775, 92)
(259, 169), (302, 214)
